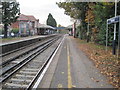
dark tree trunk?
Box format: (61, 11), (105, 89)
(4, 24), (8, 38)
(3, 2), (8, 38)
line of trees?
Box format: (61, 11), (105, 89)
(57, 2), (120, 46)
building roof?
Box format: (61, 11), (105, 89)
(18, 14), (37, 21)
(27, 15), (37, 21)
(66, 25), (73, 29)
(18, 14), (28, 21)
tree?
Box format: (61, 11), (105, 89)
(46, 13), (57, 27)
(93, 3), (114, 45)
(0, 2), (2, 24)
(57, 2), (88, 39)
(2, 1), (20, 38)
(57, 2), (120, 46)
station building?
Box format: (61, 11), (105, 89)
(11, 14), (39, 36)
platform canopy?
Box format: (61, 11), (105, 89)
(65, 25), (73, 29)
(38, 23), (55, 30)
(1, 0), (16, 2)
(55, 27), (65, 30)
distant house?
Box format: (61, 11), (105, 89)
(11, 14), (39, 36)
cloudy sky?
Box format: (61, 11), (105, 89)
(17, 0), (73, 27)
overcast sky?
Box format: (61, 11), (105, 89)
(17, 0), (73, 27)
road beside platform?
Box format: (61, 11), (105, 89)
(38, 35), (114, 88)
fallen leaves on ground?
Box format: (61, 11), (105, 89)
(71, 37), (120, 89)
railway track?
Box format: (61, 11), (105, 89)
(0, 37), (58, 79)
(0, 35), (56, 57)
(1, 36), (56, 66)
(1, 35), (63, 89)
(0, 36), (59, 78)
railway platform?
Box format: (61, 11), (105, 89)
(0, 34), (56, 54)
(0, 35), (54, 45)
(37, 35), (114, 88)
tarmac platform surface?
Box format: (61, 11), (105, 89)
(38, 35), (113, 88)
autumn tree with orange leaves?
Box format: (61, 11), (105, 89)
(57, 2), (120, 45)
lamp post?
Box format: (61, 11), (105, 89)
(106, 20), (108, 51)
(113, 0), (117, 55)
(118, 16), (120, 58)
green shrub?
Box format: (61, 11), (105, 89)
(12, 28), (19, 34)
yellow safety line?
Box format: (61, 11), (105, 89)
(67, 44), (72, 88)
(58, 84), (63, 88)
